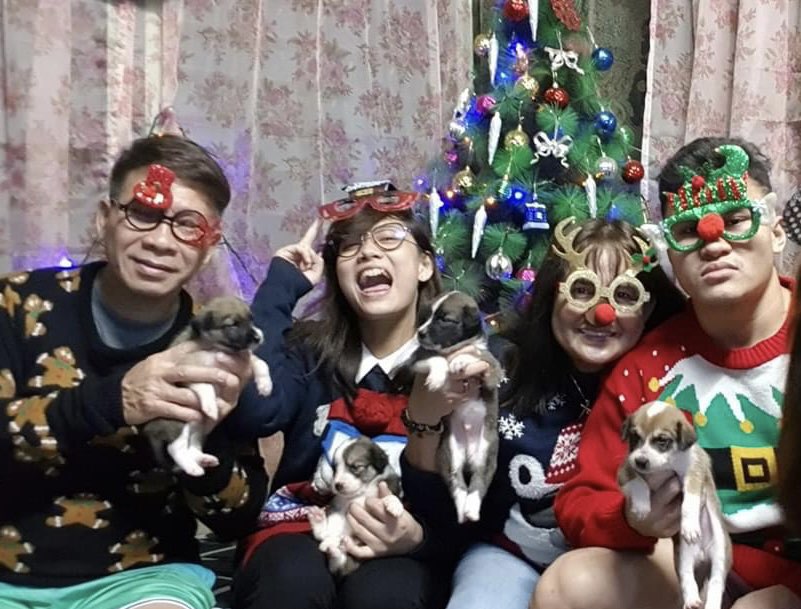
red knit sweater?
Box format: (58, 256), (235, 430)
(555, 279), (801, 594)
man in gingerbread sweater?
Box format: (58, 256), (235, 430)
(532, 138), (801, 609)
(0, 135), (266, 609)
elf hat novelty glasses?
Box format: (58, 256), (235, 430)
(660, 144), (774, 252)
(319, 180), (419, 221)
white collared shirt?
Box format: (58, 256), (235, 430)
(355, 336), (419, 383)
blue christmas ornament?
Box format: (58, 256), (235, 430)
(435, 253), (447, 272)
(522, 199), (549, 230)
(592, 47), (614, 71)
(594, 110), (617, 139)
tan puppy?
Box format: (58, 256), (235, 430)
(142, 297), (272, 476)
(618, 401), (731, 609)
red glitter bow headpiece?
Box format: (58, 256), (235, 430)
(133, 164), (175, 210)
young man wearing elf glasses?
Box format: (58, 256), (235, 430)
(0, 135), (266, 609)
(531, 137), (801, 609)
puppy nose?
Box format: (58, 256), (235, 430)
(334, 481), (345, 493)
(634, 456), (649, 470)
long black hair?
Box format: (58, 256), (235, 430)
(503, 218), (686, 416)
(289, 207), (441, 402)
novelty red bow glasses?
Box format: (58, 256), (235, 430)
(319, 190), (419, 221)
(116, 164), (221, 248)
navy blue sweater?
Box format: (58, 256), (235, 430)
(0, 262), (267, 588)
(402, 367), (599, 569)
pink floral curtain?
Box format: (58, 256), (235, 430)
(0, 1), (472, 299)
(642, 0), (801, 216)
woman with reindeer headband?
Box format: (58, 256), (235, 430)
(401, 214), (684, 609)
(229, 182), (453, 609)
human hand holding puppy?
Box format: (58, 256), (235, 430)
(624, 474), (682, 538)
(122, 341), (252, 427)
(342, 482), (425, 559)
(407, 345), (491, 424)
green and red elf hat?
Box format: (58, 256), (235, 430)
(660, 145), (766, 252)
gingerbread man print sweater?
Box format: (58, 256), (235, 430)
(0, 262), (267, 588)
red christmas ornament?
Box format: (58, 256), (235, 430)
(550, 0), (582, 31)
(593, 303), (617, 326)
(543, 86), (570, 109)
(515, 266), (536, 282)
(503, 0), (530, 22)
(697, 213), (724, 242)
(622, 159), (645, 184)
(691, 175), (706, 191)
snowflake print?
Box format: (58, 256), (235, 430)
(499, 414), (525, 440)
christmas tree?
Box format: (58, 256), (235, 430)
(419, 0), (646, 326)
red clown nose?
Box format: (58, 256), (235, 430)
(697, 213), (724, 242)
(594, 303), (616, 326)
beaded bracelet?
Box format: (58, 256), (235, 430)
(401, 408), (445, 436)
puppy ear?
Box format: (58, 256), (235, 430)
(383, 473), (402, 497)
(189, 314), (205, 338)
(676, 419), (697, 451)
(369, 443), (389, 472)
(621, 415), (633, 442)
(462, 304), (482, 337)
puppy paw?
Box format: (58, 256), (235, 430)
(449, 354), (480, 376)
(424, 369), (448, 392)
(307, 506), (326, 526)
(681, 522), (701, 544)
(628, 501), (650, 520)
(453, 488), (469, 524)
(682, 597), (702, 609)
(318, 537), (338, 554)
(463, 492), (482, 522)
(255, 373), (273, 396)
(383, 495), (404, 518)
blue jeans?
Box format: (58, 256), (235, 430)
(446, 543), (540, 609)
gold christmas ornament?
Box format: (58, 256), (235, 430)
(474, 34), (492, 57)
(452, 167), (476, 193)
(515, 74), (540, 100)
(504, 125), (530, 149)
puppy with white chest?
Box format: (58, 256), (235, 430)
(409, 290), (505, 523)
(307, 436), (403, 576)
(618, 401), (731, 609)
(142, 296), (272, 476)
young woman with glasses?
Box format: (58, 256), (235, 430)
(229, 184), (452, 609)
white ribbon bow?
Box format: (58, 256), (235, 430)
(533, 131), (573, 167)
(543, 46), (584, 74)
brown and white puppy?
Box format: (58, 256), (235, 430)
(142, 296), (272, 476)
(618, 401), (731, 609)
(307, 436), (403, 576)
(409, 291), (505, 523)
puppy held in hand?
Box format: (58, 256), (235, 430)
(142, 297), (272, 477)
(410, 291), (505, 523)
(307, 436), (403, 576)
(618, 401), (731, 609)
